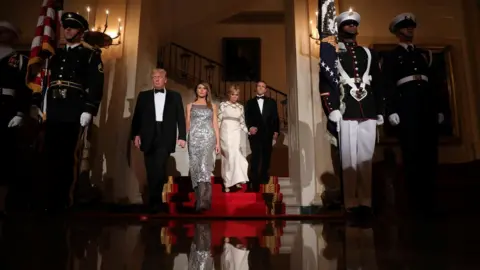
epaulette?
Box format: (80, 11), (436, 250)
(81, 41), (95, 50)
(81, 41), (102, 54)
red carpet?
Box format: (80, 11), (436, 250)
(70, 176), (344, 219)
(164, 176), (286, 216)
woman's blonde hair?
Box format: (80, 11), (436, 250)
(227, 84), (241, 96)
(194, 82), (212, 109)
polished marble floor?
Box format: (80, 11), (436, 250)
(0, 216), (479, 270)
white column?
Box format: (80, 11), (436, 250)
(284, 0), (337, 208)
(89, 0), (160, 203)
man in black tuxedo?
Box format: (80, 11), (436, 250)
(245, 81), (279, 192)
(131, 69), (186, 213)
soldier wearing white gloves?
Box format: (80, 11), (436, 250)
(383, 13), (446, 216)
(320, 10), (384, 217)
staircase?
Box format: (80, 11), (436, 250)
(157, 42), (295, 216)
(158, 42), (288, 129)
(162, 176), (285, 216)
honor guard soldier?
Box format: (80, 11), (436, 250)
(0, 21), (31, 214)
(320, 10), (384, 217)
(32, 12), (104, 213)
(383, 13), (444, 216)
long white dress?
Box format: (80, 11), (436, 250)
(218, 101), (249, 188)
(221, 242), (250, 270)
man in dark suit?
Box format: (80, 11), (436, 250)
(245, 81), (279, 192)
(131, 68), (186, 213)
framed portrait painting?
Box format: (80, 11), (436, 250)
(222, 37), (261, 82)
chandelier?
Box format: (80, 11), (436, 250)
(81, 6), (123, 48)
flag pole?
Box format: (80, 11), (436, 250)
(318, 0), (344, 211)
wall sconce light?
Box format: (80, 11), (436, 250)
(309, 11), (320, 45)
(82, 7), (123, 48)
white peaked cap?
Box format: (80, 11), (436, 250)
(0, 21), (20, 37)
(389, 13), (416, 33)
(335, 10), (361, 26)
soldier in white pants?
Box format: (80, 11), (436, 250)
(320, 10), (384, 217)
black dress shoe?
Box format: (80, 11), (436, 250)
(161, 203), (170, 214)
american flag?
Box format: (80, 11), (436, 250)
(318, 0), (339, 92)
(26, 0), (64, 93)
(319, 0), (341, 142)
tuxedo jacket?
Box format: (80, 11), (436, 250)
(131, 89), (186, 153)
(245, 96), (280, 142)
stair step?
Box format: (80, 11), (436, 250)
(282, 195), (298, 205)
(169, 202), (270, 216)
(285, 205), (301, 215)
(279, 186), (294, 195)
(166, 176), (281, 185)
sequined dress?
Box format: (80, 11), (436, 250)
(188, 104), (216, 210)
(188, 223), (214, 269)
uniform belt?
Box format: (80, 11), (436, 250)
(0, 88), (15, 96)
(50, 80), (84, 91)
(396, 75), (428, 86)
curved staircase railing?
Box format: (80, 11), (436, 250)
(158, 42), (288, 129)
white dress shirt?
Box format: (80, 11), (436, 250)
(154, 88), (166, 122)
(256, 95), (264, 113)
(398, 42), (414, 51)
(66, 43), (81, 51)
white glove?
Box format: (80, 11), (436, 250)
(438, 113), (444, 124)
(388, 113), (400, 126)
(376, 115), (384, 126)
(328, 110), (342, 123)
(8, 114), (23, 128)
(80, 112), (92, 127)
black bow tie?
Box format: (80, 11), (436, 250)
(407, 45), (414, 52)
(154, 89), (165, 94)
(256, 96), (264, 100)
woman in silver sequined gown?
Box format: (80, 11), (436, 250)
(188, 223), (215, 269)
(186, 82), (220, 212)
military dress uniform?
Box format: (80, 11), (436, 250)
(320, 11), (384, 211)
(35, 12), (104, 211)
(0, 21), (31, 212)
(383, 13), (444, 213)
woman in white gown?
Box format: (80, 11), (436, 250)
(218, 85), (249, 192)
(221, 237), (250, 270)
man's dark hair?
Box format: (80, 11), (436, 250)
(257, 80), (267, 86)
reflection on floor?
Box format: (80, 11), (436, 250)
(1, 217), (479, 270)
